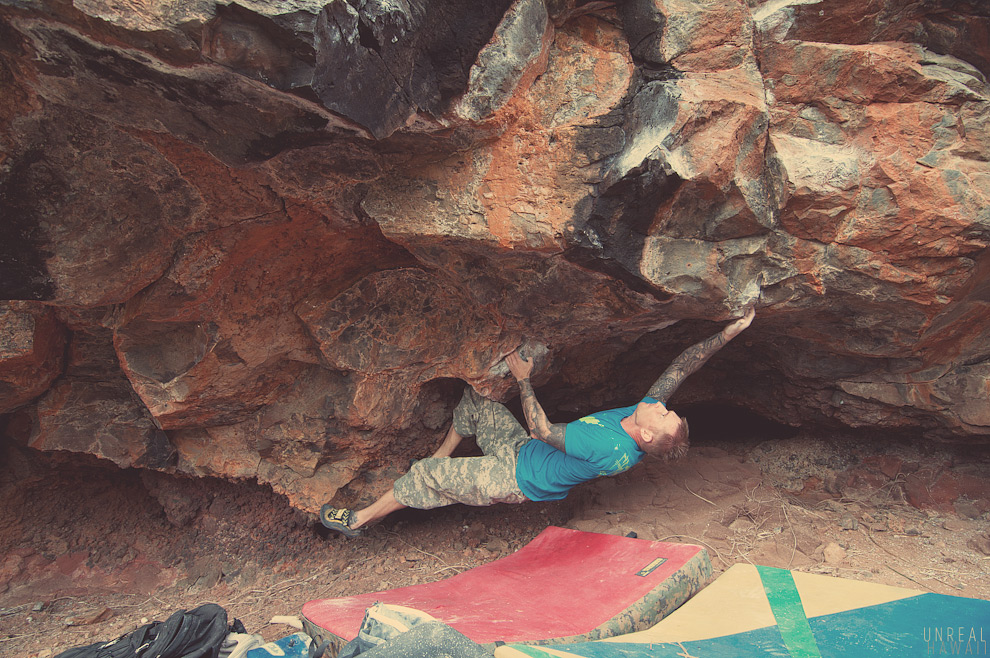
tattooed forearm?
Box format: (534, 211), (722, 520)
(541, 424), (567, 452)
(647, 330), (729, 402)
(647, 375), (680, 404)
(648, 309), (756, 402)
(518, 379), (547, 435)
(518, 379), (567, 451)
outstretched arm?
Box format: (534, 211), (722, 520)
(506, 351), (568, 451)
(647, 308), (755, 403)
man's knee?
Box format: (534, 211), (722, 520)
(394, 459), (449, 509)
(452, 386), (484, 437)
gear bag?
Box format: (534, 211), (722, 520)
(55, 603), (230, 658)
(336, 603), (437, 658)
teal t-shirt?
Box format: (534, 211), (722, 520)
(514, 398), (649, 502)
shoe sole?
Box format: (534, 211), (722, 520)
(320, 504), (362, 538)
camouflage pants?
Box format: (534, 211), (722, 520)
(393, 388), (531, 510)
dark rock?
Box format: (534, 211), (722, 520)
(312, 0), (516, 137)
(0, 303), (65, 413)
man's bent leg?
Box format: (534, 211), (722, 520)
(324, 448), (526, 537)
(323, 389), (524, 537)
(451, 387), (529, 456)
(393, 451), (528, 510)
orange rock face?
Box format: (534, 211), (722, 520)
(0, 0), (988, 511)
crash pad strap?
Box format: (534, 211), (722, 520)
(757, 566), (822, 658)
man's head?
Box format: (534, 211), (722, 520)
(631, 400), (690, 460)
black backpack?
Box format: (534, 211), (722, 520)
(55, 603), (230, 658)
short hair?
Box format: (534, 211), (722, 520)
(644, 415), (690, 461)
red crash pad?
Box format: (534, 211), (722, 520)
(301, 526), (711, 648)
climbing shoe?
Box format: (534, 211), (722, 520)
(320, 505), (362, 538)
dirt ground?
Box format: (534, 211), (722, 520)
(2, 427), (989, 658)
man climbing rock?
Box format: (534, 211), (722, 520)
(320, 309), (756, 537)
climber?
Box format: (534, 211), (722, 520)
(319, 308), (756, 537)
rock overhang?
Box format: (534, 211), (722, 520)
(0, 0), (988, 512)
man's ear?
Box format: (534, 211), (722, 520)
(640, 427), (654, 444)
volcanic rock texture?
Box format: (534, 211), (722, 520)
(1, 0), (988, 512)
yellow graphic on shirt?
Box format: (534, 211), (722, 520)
(602, 451), (631, 476)
(578, 415), (635, 476)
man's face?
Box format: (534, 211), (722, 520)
(634, 399), (681, 442)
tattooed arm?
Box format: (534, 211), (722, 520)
(647, 308), (756, 403)
(506, 351), (568, 451)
